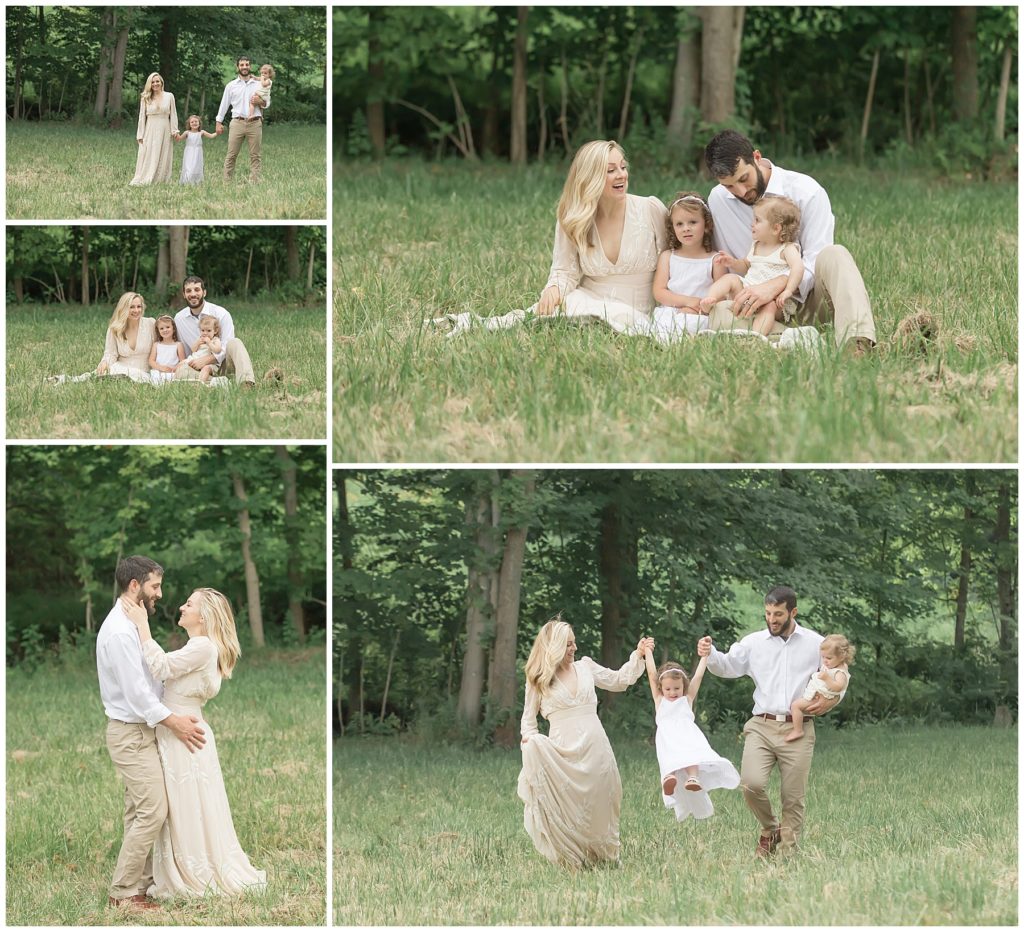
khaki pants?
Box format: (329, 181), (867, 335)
(740, 716), (815, 853)
(105, 721), (167, 899)
(224, 118), (263, 182)
(708, 244), (876, 347)
(174, 338), (256, 385)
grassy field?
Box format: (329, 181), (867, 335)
(6, 123), (326, 220)
(335, 725), (1017, 925)
(7, 647), (327, 926)
(7, 302), (326, 439)
(334, 161), (1017, 463)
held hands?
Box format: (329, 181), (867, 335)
(215, 122), (224, 136)
(697, 636), (713, 658)
(636, 636), (655, 657)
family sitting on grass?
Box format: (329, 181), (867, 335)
(517, 586), (855, 869)
(432, 130), (877, 353)
(46, 276), (279, 389)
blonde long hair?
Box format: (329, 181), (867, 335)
(524, 616), (573, 697)
(108, 292), (145, 341)
(194, 588), (241, 678)
(141, 72), (166, 103)
(557, 140), (626, 253)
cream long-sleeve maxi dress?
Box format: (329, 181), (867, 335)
(130, 92), (179, 185)
(142, 637), (267, 898)
(517, 651), (645, 868)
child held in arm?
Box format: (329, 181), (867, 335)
(252, 64), (274, 109)
(643, 643), (740, 822)
(184, 314), (223, 384)
(787, 634), (855, 742)
(700, 194), (804, 337)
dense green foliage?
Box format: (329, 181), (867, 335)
(7, 6), (326, 124)
(335, 470), (1017, 735)
(7, 445), (327, 662)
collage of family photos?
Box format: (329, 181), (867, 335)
(4, 2), (1020, 931)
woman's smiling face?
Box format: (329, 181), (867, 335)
(603, 149), (629, 200)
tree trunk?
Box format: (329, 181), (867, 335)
(953, 500), (972, 651)
(536, 63), (547, 162)
(510, 7), (529, 165)
(994, 480), (1015, 657)
(168, 226), (189, 307)
(597, 480), (638, 688)
(81, 227), (91, 307)
(859, 48), (881, 159)
(699, 7), (744, 126)
(902, 48), (914, 145)
(337, 474), (356, 736)
(951, 7), (979, 123)
(285, 227), (301, 280)
(231, 472), (266, 647)
(617, 29), (645, 140)
(366, 14), (386, 158)
(94, 7), (114, 120)
(994, 44), (1013, 142)
(244, 246), (254, 296)
(158, 15), (178, 90)
(380, 629), (400, 721)
(155, 229), (170, 295)
(306, 240), (315, 292)
(275, 446), (306, 643)
(108, 23), (129, 128)
(558, 51), (571, 155)
(667, 19), (701, 153)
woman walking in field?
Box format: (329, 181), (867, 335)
(431, 139), (669, 336)
(122, 588), (267, 898)
(518, 617), (653, 868)
(130, 72), (179, 186)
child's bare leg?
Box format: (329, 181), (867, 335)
(699, 274), (743, 313)
(684, 766), (702, 791)
(786, 699), (810, 741)
(752, 305), (778, 337)
(199, 364), (214, 383)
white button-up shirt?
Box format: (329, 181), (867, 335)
(216, 76), (269, 122)
(706, 622), (839, 716)
(708, 159), (835, 302)
(96, 601), (171, 727)
(175, 300), (234, 367)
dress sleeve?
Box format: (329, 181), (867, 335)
(648, 196), (669, 254)
(542, 221), (582, 299)
(136, 98), (146, 140)
(101, 327), (119, 366)
(520, 683), (541, 738)
(584, 651), (645, 693)
(168, 93), (178, 136)
(141, 637), (215, 682)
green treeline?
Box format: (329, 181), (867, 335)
(335, 470), (1017, 740)
(335, 6), (1017, 174)
(7, 6), (326, 125)
(7, 226), (326, 306)
(7, 446), (327, 665)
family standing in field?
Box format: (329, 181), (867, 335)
(96, 556), (265, 909)
(130, 57), (274, 187)
(517, 586), (854, 868)
(433, 131), (877, 354)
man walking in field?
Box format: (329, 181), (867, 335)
(173, 275), (258, 387)
(215, 55), (270, 182)
(97, 556), (205, 910)
(697, 585), (841, 858)
(703, 130), (877, 352)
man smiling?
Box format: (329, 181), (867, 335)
(173, 275), (256, 387)
(215, 55), (270, 182)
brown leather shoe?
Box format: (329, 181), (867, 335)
(108, 894), (160, 910)
(755, 828), (782, 858)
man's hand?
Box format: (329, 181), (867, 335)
(189, 353), (216, 370)
(804, 694), (840, 716)
(732, 278), (785, 317)
(697, 636), (713, 658)
(163, 713), (206, 753)
(216, 122), (224, 135)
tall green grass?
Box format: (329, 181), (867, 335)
(7, 123), (326, 219)
(7, 303), (326, 439)
(335, 725), (1016, 925)
(334, 161), (1017, 462)
(7, 648), (327, 926)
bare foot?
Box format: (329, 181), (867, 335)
(662, 774), (677, 795)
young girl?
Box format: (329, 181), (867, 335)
(175, 115), (217, 185)
(700, 194), (804, 337)
(644, 645), (740, 822)
(184, 314), (223, 383)
(148, 314), (186, 384)
(252, 64), (274, 109)
(650, 191), (724, 339)
(787, 634), (855, 742)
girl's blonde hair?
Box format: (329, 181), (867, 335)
(756, 194), (801, 243)
(557, 140), (626, 253)
(524, 616), (574, 696)
(666, 190), (715, 252)
(154, 314), (178, 342)
(108, 292), (145, 340)
(198, 313), (221, 337)
(821, 633), (856, 664)
(657, 660), (690, 693)
(141, 72), (166, 103)
(259, 64), (275, 79)
(193, 588), (241, 678)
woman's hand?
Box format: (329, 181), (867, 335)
(636, 636), (655, 657)
(535, 285), (561, 316)
(119, 596), (149, 631)
(96, 360), (109, 376)
(697, 636), (713, 657)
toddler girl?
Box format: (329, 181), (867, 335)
(252, 64), (274, 109)
(787, 634), (854, 742)
(643, 645), (739, 821)
(700, 194), (804, 337)
(183, 314), (223, 383)
(650, 191), (724, 340)
(176, 115), (217, 185)
(148, 315), (186, 384)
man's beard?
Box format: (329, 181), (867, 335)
(141, 595), (158, 616)
(745, 164), (768, 204)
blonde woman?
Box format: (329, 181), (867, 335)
(130, 72), (179, 185)
(123, 588), (266, 898)
(517, 617), (654, 868)
(46, 292), (156, 385)
(432, 139), (669, 337)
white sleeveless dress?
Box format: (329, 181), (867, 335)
(179, 132), (205, 185)
(655, 696), (740, 821)
(150, 342), (181, 384)
(650, 252), (716, 341)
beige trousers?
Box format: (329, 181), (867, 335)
(224, 118), (263, 181)
(740, 717), (815, 853)
(106, 720), (168, 899)
(174, 338), (256, 385)
(708, 245), (876, 347)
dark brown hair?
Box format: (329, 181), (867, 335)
(665, 191), (715, 252)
